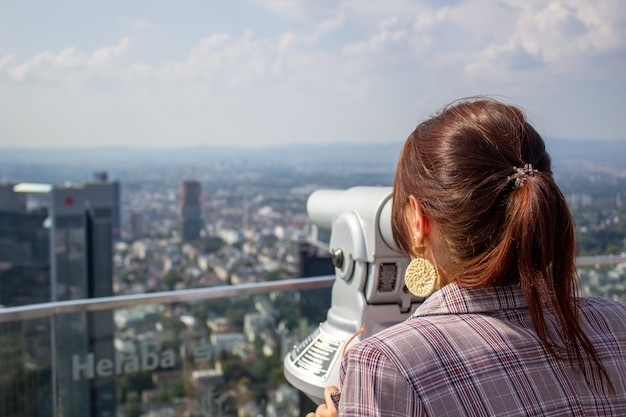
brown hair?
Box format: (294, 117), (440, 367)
(392, 97), (611, 388)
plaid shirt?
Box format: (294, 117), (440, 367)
(337, 283), (626, 416)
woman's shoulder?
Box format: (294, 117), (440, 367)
(351, 299), (541, 372)
(578, 296), (626, 328)
(361, 304), (509, 348)
(581, 295), (625, 309)
(344, 319), (447, 379)
(352, 313), (478, 362)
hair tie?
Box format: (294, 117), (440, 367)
(508, 163), (537, 189)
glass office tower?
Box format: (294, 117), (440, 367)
(0, 178), (119, 417)
(179, 180), (203, 241)
(0, 184), (51, 416)
(51, 181), (117, 416)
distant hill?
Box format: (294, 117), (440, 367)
(0, 142), (402, 168)
(0, 138), (624, 174)
(545, 138), (626, 167)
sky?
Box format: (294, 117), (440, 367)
(1, 0), (625, 148)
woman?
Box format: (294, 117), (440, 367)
(307, 98), (626, 416)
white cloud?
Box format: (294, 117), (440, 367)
(251, 0), (311, 19)
(337, 0), (423, 24)
(90, 38), (130, 67)
(1, 0), (625, 147)
(0, 54), (15, 71)
(517, 2), (593, 62)
(8, 49), (77, 80)
(160, 31), (283, 86)
(4, 38), (131, 83)
(272, 32), (297, 74)
(119, 63), (154, 81)
(305, 15), (345, 43)
(343, 17), (408, 55)
(462, 0), (626, 77)
(413, 7), (452, 32)
(3, 0), (623, 88)
(160, 34), (232, 79)
(575, 0), (626, 52)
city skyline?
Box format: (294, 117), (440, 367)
(1, 155), (625, 415)
(1, 0), (625, 150)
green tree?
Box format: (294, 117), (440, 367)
(263, 268), (288, 282)
(120, 371), (155, 399)
(163, 269), (183, 290)
(170, 378), (186, 398)
(197, 236), (225, 254)
(126, 402), (142, 417)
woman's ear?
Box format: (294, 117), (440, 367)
(408, 195), (430, 244)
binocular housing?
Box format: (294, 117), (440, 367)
(284, 187), (422, 403)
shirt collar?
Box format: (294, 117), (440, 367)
(411, 282), (527, 318)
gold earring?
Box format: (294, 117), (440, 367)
(405, 245), (437, 297)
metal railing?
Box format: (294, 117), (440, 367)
(0, 275), (335, 323)
(574, 254), (626, 266)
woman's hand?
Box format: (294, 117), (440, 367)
(306, 385), (340, 417)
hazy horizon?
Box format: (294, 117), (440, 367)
(1, 134), (626, 151)
(2, 137), (625, 166)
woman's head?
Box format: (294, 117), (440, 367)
(392, 98), (613, 389)
(392, 98), (573, 289)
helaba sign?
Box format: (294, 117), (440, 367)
(72, 341), (212, 381)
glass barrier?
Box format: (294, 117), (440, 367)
(577, 259), (626, 306)
(1, 258), (625, 417)
(0, 277), (334, 417)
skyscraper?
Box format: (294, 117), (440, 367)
(0, 175), (119, 416)
(50, 180), (117, 416)
(92, 171), (121, 242)
(0, 183), (50, 306)
(179, 180), (203, 241)
(131, 211), (144, 240)
(0, 183), (50, 417)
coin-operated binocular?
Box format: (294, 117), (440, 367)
(284, 186), (422, 404)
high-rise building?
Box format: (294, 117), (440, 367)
(179, 180), (203, 241)
(50, 180), (117, 416)
(0, 183), (50, 306)
(298, 242), (334, 326)
(93, 171), (121, 242)
(0, 183), (50, 417)
(130, 211), (144, 240)
(0, 175), (119, 416)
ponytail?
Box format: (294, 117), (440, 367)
(506, 171), (614, 391)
